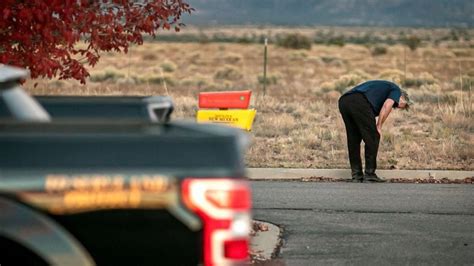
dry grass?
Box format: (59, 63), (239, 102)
(25, 27), (474, 170)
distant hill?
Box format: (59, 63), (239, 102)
(183, 0), (473, 27)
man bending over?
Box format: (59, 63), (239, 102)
(338, 80), (411, 182)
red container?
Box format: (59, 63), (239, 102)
(199, 91), (251, 109)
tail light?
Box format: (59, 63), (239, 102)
(182, 178), (251, 266)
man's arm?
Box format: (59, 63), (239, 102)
(376, 98), (395, 135)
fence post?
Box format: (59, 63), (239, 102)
(403, 46), (407, 85)
(458, 60), (465, 115)
(263, 38), (268, 97)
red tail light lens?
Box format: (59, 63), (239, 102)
(224, 239), (249, 260)
(182, 178), (251, 266)
(205, 188), (251, 209)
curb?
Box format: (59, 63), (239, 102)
(250, 220), (282, 263)
(246, 168), (474, 181)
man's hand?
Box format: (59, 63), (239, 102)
(376, 99), (394, 136)
(377, 125), (382, 136)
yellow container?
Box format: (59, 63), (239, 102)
(196, 109), (256, 131)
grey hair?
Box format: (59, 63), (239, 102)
(401, 89), (411, 110)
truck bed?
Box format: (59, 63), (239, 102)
(0, 121), (247, 265)
(0, 121), (246, 176)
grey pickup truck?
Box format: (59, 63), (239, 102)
(0, 65), (251, 266)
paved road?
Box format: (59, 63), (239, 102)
(251, 181), (474, 265)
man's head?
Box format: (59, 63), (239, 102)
(398, 89), (411, 110)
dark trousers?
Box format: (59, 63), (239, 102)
(338, 93), (380, 176)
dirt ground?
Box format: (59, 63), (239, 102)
(25, 27), (474, 170)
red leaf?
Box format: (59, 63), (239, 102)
(3, 8), (11, 20)
(0, 0), (193, 83)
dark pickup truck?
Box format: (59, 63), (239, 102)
(0, 66), (251, 266)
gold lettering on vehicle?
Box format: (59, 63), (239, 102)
(130, 175), (169, 191)
(33, 174), (174, 214)
(45, 174), (169, 192)
(63, 190), (142, 209)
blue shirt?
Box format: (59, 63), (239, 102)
(344, 80), (401, 116)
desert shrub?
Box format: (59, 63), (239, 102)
(452, 50), (472, 57)
(322, 91), (342, 103)
(319, 56), (345, 67)
(147, 33), (205, 43)
(379, 70), (437, 88)
(198, 32), (210, 44)
(453, 75), (474, 90)
(223, 53), (243, 64)
(416, 93), (457, 105)
(148, 75), (175, 86)
(409, 87), (457, 105)
(276, 33), (312, 50)
(371, 45), (388, 56)
(289, 51), (308, 60)
(321, 71), (370, 94)
(142, 52), (158, 61)
(439, 94), (458, 105)
(160, 60), (176, 72)
(237, 35), (254, 44)
(137, 73), (175, 86)
(382, 132), (395, 147)
(467, 69), (474, 77)
(214, 66), (243, 81)
(440, 107), (471, 130)
(378, 69), (404, 84)
(404, 35), (422, 51)
(347, 33), (376, 45)
(420, 83), (442, 92)
(320, 56), (338, 64)
(180, 74), (211, 87)
(205, 80), (239, 91)
(188, 52), (201, 65)
(448, 29), (472, 42)
(422, 49), (437, 58)
(211, 33), (234, 43)
(49, 80), (66, 88)
(459, 145), (474, 161)
(116, 77), (136, 85)
(403, 72), (436, 87)
(271, 102), (306, 118)
(89, 67), (125, 82)
(257, 74), (279, 85)
(326, 36), (345, 47)
(254, 113), (297, 138)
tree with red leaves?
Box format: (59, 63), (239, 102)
(0, 0), (192, 84)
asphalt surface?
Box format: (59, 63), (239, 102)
(251, 181), (474, 265)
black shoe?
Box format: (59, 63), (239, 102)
(363, 174), (386, 183)
(352, 176), (363, 183)
(347, 171), (363, 183)
(346, 176), (363, 182)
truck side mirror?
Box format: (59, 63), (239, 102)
(144, 96), (174, 123)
